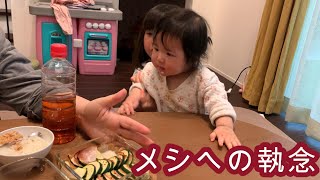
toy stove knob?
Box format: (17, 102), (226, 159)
(99, 23), (105, 30)
(92, 23), (99, 29)
(86, 22), (92, 29)
(105, 24), (111, 30)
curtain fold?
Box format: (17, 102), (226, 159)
(243, 0), (309, 114)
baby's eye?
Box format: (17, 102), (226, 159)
(153, 47), (159, 51)
(145, 31), (153, 36)
(166, 52), (174, 57)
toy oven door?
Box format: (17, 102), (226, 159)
(84, 32), (112, 61)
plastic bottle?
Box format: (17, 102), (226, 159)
(41, 43), (77, 145)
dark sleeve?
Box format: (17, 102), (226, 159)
(0, 28), (42, 120)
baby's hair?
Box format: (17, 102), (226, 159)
(132, 4), (181, 68)
(154, 8), (212, 69)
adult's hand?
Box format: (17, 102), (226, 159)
(76, 89), (153, 147)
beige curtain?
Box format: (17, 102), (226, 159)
(243, 0), (309, 114)
(284, 0), (320, 141)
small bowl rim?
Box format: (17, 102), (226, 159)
(0, 126), (54, 157)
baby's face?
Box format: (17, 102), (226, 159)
(143, 30), (153, 57)
(151, 33), (189, 77)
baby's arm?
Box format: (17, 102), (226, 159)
(118, 65), (156, 115)
(200, 69), (240, 149)
(130, 68), (157, 112)
(118, 87), (142, 115)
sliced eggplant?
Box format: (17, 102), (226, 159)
(103, 172), (116, 180)
(74, 167), (87, 178)
(110, 170), (123, 179)
(121, 164), (132, 174)
(118, 149), (130, 164)
(107, 159), (115, 172)
(83, 164), (95, 180)
(116, 154), (125, 169)
(96, 174), (106, 180)
(98, 159), (111, 174)
(69, 154), (83, 167)
(126, 151), (134, 166)
(116, 168), (127, 177)
(64, 160), (74, 169)
(108, 156), (120, 170)
(88, 161), (102, 175)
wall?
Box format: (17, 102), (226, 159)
(11, 0), (36, 59)
(192, 0), (265, 86)
(0, 0), (12, 35)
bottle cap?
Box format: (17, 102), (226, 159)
(51, 43), (67, 58)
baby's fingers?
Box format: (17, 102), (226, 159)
(117, 105), (123, 114)
(217, 134), (225, 147)
(209, 132), (217, 142)
(224, 138), (235, 150)
(225, 136), (241, 149)
(123, 103), (136, 115)
(233, 136), (241, 147)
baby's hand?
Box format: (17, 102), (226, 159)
(118, 87), (142, 115)
(118, 94), (140, 115)
(209, 126), (241, 150)
(131, 70), (144, 83)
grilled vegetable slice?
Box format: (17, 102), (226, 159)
(121, 164), (132, 174)
(110, 170), (123, 179)
(98, 159), (111, 174)
(69, 153), (83, 167)
(118, 149), (130, 164)
(116, 168), (127, 177)
(83, 164), (95, 180)
(108, 156), (120, 170)
(126, 150), (134, 166)
(88, 161), (102, 175)
(103, 172), (116, 180)
(117, 154), (125, 168)
(74, 167), (87, 178)
(96, 174), (106, 180)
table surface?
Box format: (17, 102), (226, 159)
(0, 111), (319, 180)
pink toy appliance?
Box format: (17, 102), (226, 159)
(78, 19), (118, 75)
(29, 0), (122, 75)
(35, 16), (78, 67)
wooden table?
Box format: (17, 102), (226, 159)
(0, 111), (319, 180)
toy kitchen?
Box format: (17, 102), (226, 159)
(29, 0), (122, 75)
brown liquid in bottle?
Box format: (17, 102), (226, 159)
(42, 93), (76, 145)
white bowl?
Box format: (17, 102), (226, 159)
(0, 126), (54, 165)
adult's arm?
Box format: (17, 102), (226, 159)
(0, 28), (42, 120)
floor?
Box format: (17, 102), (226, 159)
(76, 61), (320, 153)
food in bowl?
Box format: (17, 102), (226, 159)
(0, 126), (54, 165)
(0, 131), (49, 156)
(0, 131), (23, 146)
